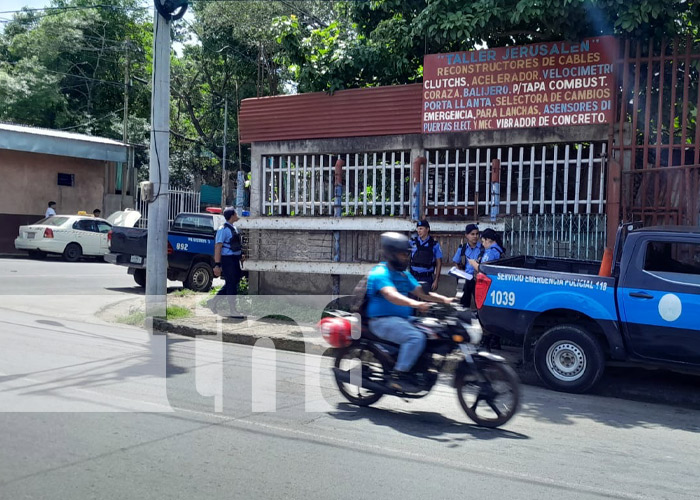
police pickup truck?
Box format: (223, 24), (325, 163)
(475, 226), (700, 393)
(105, 212), (225, 292)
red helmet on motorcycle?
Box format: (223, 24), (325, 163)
(318, 317), (353, 348)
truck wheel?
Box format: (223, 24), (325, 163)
(63, 243), (82, 262)
(133, 269), (146, 288)
(185, 263), (213, 292)
(533, 324), (605, 394)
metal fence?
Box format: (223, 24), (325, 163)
(426, 143), (608, 217)
(503, 213), (608, 261)
(261, 151), (412, 216)
(136, 189), (201, 228)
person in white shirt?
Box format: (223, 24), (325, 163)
(45, 201), (57, 218)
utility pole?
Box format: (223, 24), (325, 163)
(121, 40), (130, 211)
(221, 95), (228, 207)
(145, 1), (185, 317)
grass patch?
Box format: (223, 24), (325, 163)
(166, 305), (193, 320)
(115, 306), (192, 325)
(116, 311), (146, 326)
(170, 288), (195, 297)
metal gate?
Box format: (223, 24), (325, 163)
(611, 37), (700, 227)
(137, 189), (201, 228)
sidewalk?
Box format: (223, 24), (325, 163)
(102, 296), (700, 410)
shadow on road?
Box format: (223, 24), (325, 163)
(328, 402), (529, 444)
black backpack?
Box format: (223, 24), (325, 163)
(350, 263), (387, 314)
(410, 236), (437, 269)
(350, 275), (370, 314)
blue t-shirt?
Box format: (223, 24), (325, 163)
(366, 263), (421, 319)
(215, 223), (241, 256)
(410, 236), (443, 273)
(452, 242), (483, 275)
(482, 243), (504, 264)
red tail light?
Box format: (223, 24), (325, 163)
(43, 228), (54, 239)
(474, 273), (492, 309)
(107, 230), (113, 242)
(167, 241), (174, 255)
(318, 317), (353, 348)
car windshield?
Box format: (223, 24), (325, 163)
(35, 216), (70, 226)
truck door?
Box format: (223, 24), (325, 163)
(618, 238), (700, 364)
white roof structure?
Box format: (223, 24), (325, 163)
(0, 122), (129, 163)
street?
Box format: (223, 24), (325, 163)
(1, 257), (699, 499)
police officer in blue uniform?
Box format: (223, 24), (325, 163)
(409, 220), (443, 293)
(469, 227), (505, 349)
(208, 207), (244, 319)
(452, 223), (483, 307)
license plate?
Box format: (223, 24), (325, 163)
(130, 255), (143, 264)
(26, 232), (35, 239)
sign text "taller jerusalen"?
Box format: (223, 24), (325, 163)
(422, 37), (618, 134)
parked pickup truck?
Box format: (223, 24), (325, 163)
(105, 212), (225, 292)
(475, 226), (700, 393)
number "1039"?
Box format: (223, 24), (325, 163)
(490, 290), (516, 306)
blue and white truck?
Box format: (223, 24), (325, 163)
(105, 212), (225, 292)
(474, 226), (700, 393)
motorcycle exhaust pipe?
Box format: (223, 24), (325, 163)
(333, 367), (388, 393)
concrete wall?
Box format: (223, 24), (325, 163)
(0, 149), (109, 253)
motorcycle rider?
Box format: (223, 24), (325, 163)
(366, 232), (453, 392)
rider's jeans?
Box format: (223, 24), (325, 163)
(368, 316), (426, 372)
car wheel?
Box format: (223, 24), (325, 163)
(63, 243), (83, 262)
(185, 263), (213, 292)
(133, 269), (146, 288)
(533, 324), (605, 394)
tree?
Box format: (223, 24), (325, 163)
(0, 1), (152, 142)
(274, 0), (700, 92)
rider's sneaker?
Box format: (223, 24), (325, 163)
(389, 371), (421, 393)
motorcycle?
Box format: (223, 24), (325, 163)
(319, 303), (520, 428)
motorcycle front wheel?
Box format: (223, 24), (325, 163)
(456, 360), (520, 428)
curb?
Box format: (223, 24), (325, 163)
(153, 318), (494, 376)
(152, 318), (700, 410)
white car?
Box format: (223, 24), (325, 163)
(14, 210), (141, 262)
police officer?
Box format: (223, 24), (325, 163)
(452, 223), (483, 308)
(208, 207), (244, 318)
(409, 220), (443, 293)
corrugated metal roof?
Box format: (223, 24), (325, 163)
(240, 84), (422, 143)
(0, 122), (128, 162)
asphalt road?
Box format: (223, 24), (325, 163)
(1, 309), (699, 499)
(1, 257), (699, 499)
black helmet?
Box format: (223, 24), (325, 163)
(380, 232), (411, 271)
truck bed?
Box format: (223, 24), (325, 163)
(109, 226), (147, 257)
(491, 255), (602, 276)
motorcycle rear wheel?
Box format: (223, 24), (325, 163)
(334, 344), (388, 406)
(456, 360), (520, 428)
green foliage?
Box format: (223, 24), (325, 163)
(274, 0), (700, 92)
(0, 0), (152, 139)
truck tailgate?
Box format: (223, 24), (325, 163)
(110, 227), (148, 256)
